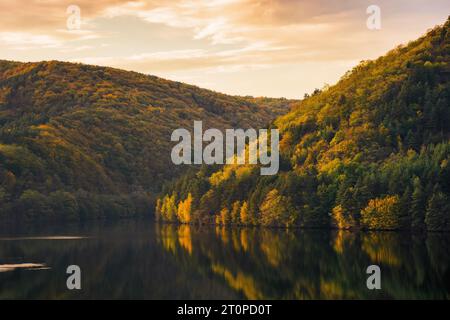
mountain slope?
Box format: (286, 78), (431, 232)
(156, 18), (450, 231)
(0, 61), (291, 220)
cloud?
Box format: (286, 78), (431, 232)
(1, 0), (449, 97)
(0, 0), (126, 47)
(69, 41), (295, 74)
(0, 32), (61, 48)
(2, 0), (448, 54)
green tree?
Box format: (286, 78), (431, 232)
(398, 187), (412, 229)
(259, 189), (297, 227)
(160, 193), (177, 222)
(411, 177), (426, 230)
(17, 190), (51, 219)
(48, 191), (79, 220)
(425, 187), (449, 231)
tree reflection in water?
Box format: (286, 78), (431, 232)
(0, 220), (449, 299)
(156, 223), (450, 300)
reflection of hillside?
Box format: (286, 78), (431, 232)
(333, 230), (356, 254)
(320, 279), (347, 300)
(361, 233), (402, 267)
(0, 221), (238, 299)
(211, 263), (264, 299)
(177, 225), (193, 255)
(156, 223), (450, 299)
(2, 220), (447, 299)
(157, 222), (177, 254)
(259, 230), (286, 267)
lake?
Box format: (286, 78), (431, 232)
(0, 219), (449, 299)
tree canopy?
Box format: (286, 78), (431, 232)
(0, 60), (290, 221)
(156, 18), (450, 231)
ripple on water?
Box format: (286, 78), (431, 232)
(0, 236), (88, 241)
(0, 263), (50, 272)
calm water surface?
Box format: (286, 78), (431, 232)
(0, 219), (449, 299)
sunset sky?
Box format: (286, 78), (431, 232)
(0, 0), (448, 98)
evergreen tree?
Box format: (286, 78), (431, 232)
(411, 177), (426, 230)
(425, 185), (449, 231)
(398, 186), (412, 229)
(153, 19), (450, 230)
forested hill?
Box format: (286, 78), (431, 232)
(0, 60), (291, 220)
(156, 18), (450, 231)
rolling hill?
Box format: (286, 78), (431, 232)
(156, 17), (450, 231)
(0, 60), (291, 220)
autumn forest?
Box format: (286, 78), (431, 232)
(156, 18), (450, 231)
(1, 18), (450, 233)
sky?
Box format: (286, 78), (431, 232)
(0, 0), (449, 98)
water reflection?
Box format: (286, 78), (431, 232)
(156, 224), (450, 300)
(0, 263), (49, 272)
(0, 220), (449, 299)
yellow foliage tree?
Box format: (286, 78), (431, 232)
(220, 207), (230, 225)
(177, 193), (192, 223)
(159, 193), (177, 222)
(259, 188), (296, 227)
(331, 205), (356, 230)
(240, 201), (250, 225)
(361, 195), (400, 230)
(230, 201), (241, 224)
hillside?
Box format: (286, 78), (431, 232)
(156, 18), (450, 231)
(0, 61), (291, 220)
